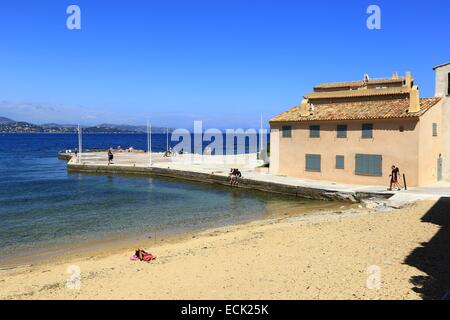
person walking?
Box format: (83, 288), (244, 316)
(108, 148), (114, 165)
(389, 165), (401, 191)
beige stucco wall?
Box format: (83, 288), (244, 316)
(269, 127), (280, 174)
(435, 64), (450, 96)
(434, 65), (450, 180)
(270, 119), (423, 187)
(417, 100), (443, 185)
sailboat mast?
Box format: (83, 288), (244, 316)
(78, 124), (82, 163)
(259, 113), (263, 153)
(166, 127), (169, 151)
(147, 121), (152, 166)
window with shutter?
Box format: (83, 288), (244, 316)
(282, 126), (292, 138)
(362, 123), (373, 139)
(355, 154), (382, 176)
(305, 154), (321, 172)
(336, 155), (345, 169)
(433, 123), (438, 137)
(337, 125), (347, 138)
(309, 125), (320, 138)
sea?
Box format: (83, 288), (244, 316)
(0, 133), (336, 266)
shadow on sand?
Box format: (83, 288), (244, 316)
(404, 197), (450, 300)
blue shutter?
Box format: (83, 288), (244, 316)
(362, 124), (373, 139)
(282, 126), (292, 138)
(310, 125), (320, 138)
(337, 125), (347, 138)
(362, 155), (370, 174)
(355, 154), (382, 176)
(336, 155), (345, 169)
(372, 155), (382, 176)
(306, 154), (321, 172)
(355, 154), (364, 175)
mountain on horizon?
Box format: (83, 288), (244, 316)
(41, 123), (78, 129)
(0, 116), (15, 124)
(0, 116), (172, 134)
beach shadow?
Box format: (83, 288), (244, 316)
(404, 197), (450, 300)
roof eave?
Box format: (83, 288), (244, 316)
(433, 62), (450, 70)
(269, 117), (422, 124)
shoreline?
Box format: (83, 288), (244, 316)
(2, 198), (444, 300)
(0, 202), (376, 299)
(0, 199), (356, 270)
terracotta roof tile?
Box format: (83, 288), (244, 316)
(314, 78), (405, 90)
(314, 80), (363, 89)
(367, 78), (405, 85)
(270, 97), (441, 123)
(305, 87), (410, 99)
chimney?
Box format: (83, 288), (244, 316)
(405, 71), (412, 88)
(408, 85), (420, 113)
(392, 72), (399, 79)
(363, 73), (370, 82)
(299, 98), (311, 117)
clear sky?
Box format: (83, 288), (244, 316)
(0, 0), (448, 129)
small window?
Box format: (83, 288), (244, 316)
(337, 125), (347, 138)
(362, 123), (373, 139)
(355, 154), (382, 176)
(433, 123), (438, 137)
(305, 154), (321, 172)
(282, 126), (292, 138)
(336, 155), (345, 169)
(447, 73), (450, 95)
(309, 125), (320, 138)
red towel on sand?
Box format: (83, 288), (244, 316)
(142, 253), (156, 262)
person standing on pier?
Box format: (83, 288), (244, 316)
(108, 148), (114, 165)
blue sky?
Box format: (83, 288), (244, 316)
(0, 0), (448, 129)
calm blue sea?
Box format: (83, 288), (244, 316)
(0, 133), (319, 265)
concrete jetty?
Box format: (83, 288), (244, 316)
(66, 152), (394, 202)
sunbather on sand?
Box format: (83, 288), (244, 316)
(135, 248), (156, 262)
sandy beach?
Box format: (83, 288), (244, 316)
(1, 199), (449, 300)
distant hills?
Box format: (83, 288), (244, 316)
(0, 116), (15, 124)
(0, 117), (171, 133)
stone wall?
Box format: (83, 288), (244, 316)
(68, 163), (392, 202)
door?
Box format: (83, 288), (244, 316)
(438, 157), (443, 181)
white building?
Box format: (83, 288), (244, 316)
(433, 62), (450, 180)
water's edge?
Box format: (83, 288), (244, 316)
(0, 198), (358, 269)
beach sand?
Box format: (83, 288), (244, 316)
(0, 199), (448, 300)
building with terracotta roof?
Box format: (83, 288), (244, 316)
(269, 71), (444, 187)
